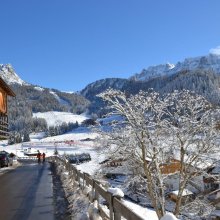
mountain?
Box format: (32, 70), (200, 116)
(81, 78), (128, 99)
(131, 54), (220, 82)
(3, 53), (220, 135)
(130, 63), (175, 82)
(0, 64), (89, 113)
(0, 64), (90, 137)
(80, 54), (220, 115)
(0, 64), (26, 85)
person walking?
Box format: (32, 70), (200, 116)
(37, 151), (41, 163)
(42, 152), (46, 163)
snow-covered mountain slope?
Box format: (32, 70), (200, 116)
(0, 64), (26, 85)
(49, 90), (71, 108)
(81, 78), (128, 99)
(130, 63), (175, 81)
(131, 54), (220, 82)
(33, 111), (88, 127)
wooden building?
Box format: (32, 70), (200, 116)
(0, 77), (15, 139)
(203, 165), (220, 191)
(169, 189), (194, 204)
(160, 159), (182, 174)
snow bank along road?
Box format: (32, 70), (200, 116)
(0, 162), (55, 220)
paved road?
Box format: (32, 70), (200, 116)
(0, 162), (55, 220)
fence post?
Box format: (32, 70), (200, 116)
(92, 179), (95, 202)
(77, 170), (81, 187)
(113, 197), (122, 220)
(94, 183), (99, 202)
(83, 173), (85, 189)
(109, 194), (114, 220)
(114, 209), (121, 220)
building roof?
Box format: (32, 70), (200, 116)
(0, 76), (16, 97)
(170, 189), (193, 196)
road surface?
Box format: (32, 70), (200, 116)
(0, 162), (55, 220)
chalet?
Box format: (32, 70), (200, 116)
(160, 159), (182, 175)
(203, 165), (220, 191)
(0, 77), (15, 139)
(106, 158), (125, 167)
(169, 189), (194, 204)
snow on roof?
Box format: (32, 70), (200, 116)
(170, 189), (193, 196)
(97, 115), (124, 125)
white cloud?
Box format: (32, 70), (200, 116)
(209, 46), (220, 55)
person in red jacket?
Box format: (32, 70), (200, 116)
(37, 151), (41, 163)
(42, 152), (46, 163)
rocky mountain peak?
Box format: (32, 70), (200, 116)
(0, 64), (26, 85)
(131, 53), (220, 82)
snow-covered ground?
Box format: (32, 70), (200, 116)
(0, 114), (165, 219)
(0, 125), (103, 175)
(34, 86), (44, 91)
(33, 111), (88, 127)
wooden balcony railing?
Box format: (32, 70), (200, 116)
(0, 113), (9, 140)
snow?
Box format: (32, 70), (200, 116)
(97, 115), (124, 125)
(33, 111), (88, 127)
(122, 200), (159, 220)
(0, 121), (167, 220)
(34, 86), (44, 91)
(30, 132), (46, 141)
(171, 189), (193, 196)
(0, 126), (102, 175)
(210, 46), (220, 56)
(49, 90), (71, 107)
(62, 91), (75, 94)
(131, 63), (175, 81)
(161, 213), (178, 220)
(107, 187), (124, 198)
(131, 53), (220, 82)
(0, 64), (26, 85)
(88, 201), (102, 220)
(42, 127), (97, 142)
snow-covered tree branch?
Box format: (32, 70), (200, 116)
(97, 88), (219, 219)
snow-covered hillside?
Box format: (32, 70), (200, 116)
(49, 90), (71, 108)
(130, 63), (175, 81)
(131, 53), (220, 82)
(33, 111), (88, 127)
(0, 64), (26, 85)
(81, 78), (127, 98)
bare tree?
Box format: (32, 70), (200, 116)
(98, 89), (219, 219)
(98, 89), (170, 219)
(164, 90), (218, 216)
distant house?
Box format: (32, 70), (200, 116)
(203, 165), (220, 191)
(106, 158), (125, 167)
(169, 189), (194, 204)
(160, 159), (182, 175)
(0, 77), (15, 139)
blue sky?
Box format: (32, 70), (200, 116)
(0, 0), (220, 91)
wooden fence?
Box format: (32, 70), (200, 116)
(17, 157), (38, 161)
(51, 156), (146, 220)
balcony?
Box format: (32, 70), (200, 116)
(0, 113), (9, 140)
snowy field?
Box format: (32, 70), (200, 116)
(33, 111), (88, 127)
(0, 125), (103, 175)
(0, 114), (167, 219)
